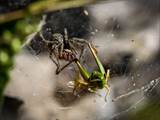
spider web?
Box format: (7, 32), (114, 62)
(110, 76), (160, 120)
(4, 0), (160, 120)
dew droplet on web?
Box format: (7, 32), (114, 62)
(84, 10), (89, 16)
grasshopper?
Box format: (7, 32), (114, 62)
(57, 42), (110, 101)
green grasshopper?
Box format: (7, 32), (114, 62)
(57, 42), (110, 101)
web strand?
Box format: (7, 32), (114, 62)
(112, 77), (160, 102)
(110, 77), (160, 120)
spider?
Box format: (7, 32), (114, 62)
(39, 28), (89, 74)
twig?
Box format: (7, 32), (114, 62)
(0, 0), (96, 24)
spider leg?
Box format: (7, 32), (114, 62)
(68, 41), (78, 55)
(64, 28), (79, 56)
(56, 58), (77, 74)
(70, 38), (89, 51)
(39, 31), (56, 44)
(71, 37), (89, 44)
(64, 28), (69, 41)
(79, 45), (86, 61)
(69, 38), (89, 60)
(69, 38), (98, 61)
(49, 52), (58, 65)
(59, 42), (64, 57)
(49, 43), (62, 72)
(49, 48), (60, 68)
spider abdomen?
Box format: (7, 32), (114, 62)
(59, 49), (76, 61)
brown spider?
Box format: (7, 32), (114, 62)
(39, 28), (89, 74)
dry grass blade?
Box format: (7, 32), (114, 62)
(0, 0), (96, 24)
